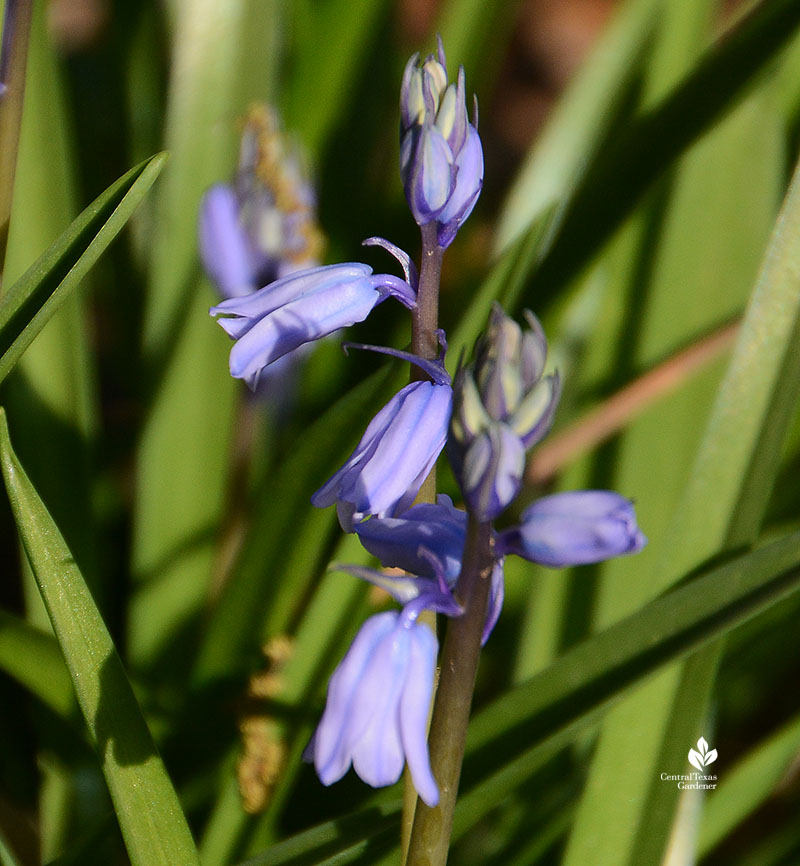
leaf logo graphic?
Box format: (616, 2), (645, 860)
(688, 737), (718, 770)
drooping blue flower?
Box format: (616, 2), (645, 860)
(399, 37), (483, 247)
(198, 106), (323, 299)
(354, 495), (505, 644)
(210, 263), (416, 389)
(309, 540), (470, 803)
(355, 495), (466, 581)
(308, 611), (440, 806)
(311, 368), (452, 531)
(498, 491), (647, 567)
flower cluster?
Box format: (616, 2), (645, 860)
(400, 37), (484, 247)
(204, 40), (645, 813)
(449, 304), (560, 520)
(308, 482), (644, 804)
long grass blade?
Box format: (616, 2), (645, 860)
(0, 408), (201, 866)
(0, 153), (167, 385)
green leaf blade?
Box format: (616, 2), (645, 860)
(0, 153), (167, 385)
(0, 409), (201, 866)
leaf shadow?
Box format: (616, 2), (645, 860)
(92, 649), (159, 768)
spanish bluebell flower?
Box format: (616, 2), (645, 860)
(354, 495), (505, 643)
(210, 263), (416, 389)
(198, 106), (324, 299)
(497, 491), (647, 567)
(311, 352), (451, 530)
(309, 611), (440, 805)
(308, 550), (464, 805)
(399, 37), (484, 247)
(449, 305), (560, 520)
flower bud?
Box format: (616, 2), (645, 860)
(449, 306), (560, 520)
(498, 491), (647, 567)
(449, 366), (492, 445)
(460, 425), (526, 521)
(399, 39), (483, 247)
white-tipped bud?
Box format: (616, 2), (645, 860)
(399, 40), (483, 243)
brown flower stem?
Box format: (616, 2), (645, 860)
(0, 0), (33, 277)
(411, 222), (444, 364)
(401, 221), (444, 856)
(405, 516), (495, 866)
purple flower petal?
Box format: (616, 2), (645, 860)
(399, 623), (439, 806)
(211, 263), (373, 324)
(314, 612), (397, 785)
(436, 124), (483, 248)
(482, 560), (505, 645)
(355, 495), (466, 582)
(520, 310), (548, 386)
(461, 424), (526, 521)
(512, 372), (561, 449)
(312, 381), (452, 528)
(350, 626), (411, 787)
(400, 52), (423, 129)
(404, 124), (455, 224)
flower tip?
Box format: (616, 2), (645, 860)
(421, 785), (440, 807)
(435, 32), (446, 70)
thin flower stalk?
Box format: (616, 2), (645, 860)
(405, 516), (495, 866)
